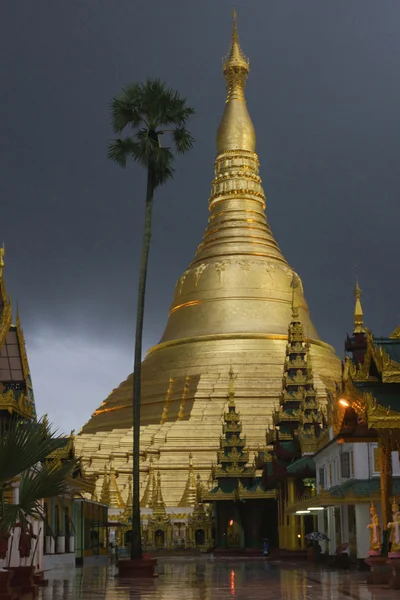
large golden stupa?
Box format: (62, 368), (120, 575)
(76, 14), (341, 507)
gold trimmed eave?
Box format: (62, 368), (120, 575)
(202, 485), (277, 503)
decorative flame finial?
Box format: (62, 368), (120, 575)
(291, 273), (300, 320)
(0, 244), (4, 277)
(222, 9), (249, 101)
(353, 275), (364, 334)
(228, 366), (236, 403)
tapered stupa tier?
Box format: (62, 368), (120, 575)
(75, 13), (341, 507)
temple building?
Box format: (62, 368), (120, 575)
(75, 13), (341, 515)
(0, 247), (105, 575)
(285, 283), (400, 566)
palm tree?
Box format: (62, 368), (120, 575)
(108, 79), (194, 560)
(0, 418), (77, 561)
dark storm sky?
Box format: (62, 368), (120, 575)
(1, 1), (399, 431)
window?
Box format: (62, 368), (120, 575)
(329, 463), (333, 486)
(319, 467), (325, 489)
(349, 449), (354, 477)
(341, 452), (351, 479)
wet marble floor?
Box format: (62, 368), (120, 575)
(38, 557), (399, 600)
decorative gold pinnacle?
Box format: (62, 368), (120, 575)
(228, 366), (236, 404)
(291, 274), (300, 320)
(0, 244), (4, 278)
(153, 471), (166, 515)
(108, 455), (124, 508)
(100, 465), (110, 505)
(353, 280), (365, 334)
(179, 452), (197, 507)
(223, 9), (250, 100)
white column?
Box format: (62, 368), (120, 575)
(45, 536), (55, 554)
(56, 536), (65, 553)
(355, 504), (370, 559)
(327, 507), (336, 554)
(341, 505), (349, 543)
(68, 537), (75, 553)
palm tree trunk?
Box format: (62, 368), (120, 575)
(131, 167), (155, 560)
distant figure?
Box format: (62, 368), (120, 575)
(314, 541), (322, 564)
(263, 538), (270, 557)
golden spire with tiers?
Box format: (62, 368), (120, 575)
(100, 465), (110, 505)
(353, 280), (365, 334)
(140, 458), (156, 508)
(122, 476), (133, 520)
(179, 453), (197, 507)
(108, 456), (124, 509)
(75, 12), (341, 507)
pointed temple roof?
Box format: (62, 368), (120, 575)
(268, 276), (326, 462)
(203, 370), (275, 501)
(100, 465), (110, 505)
(179, 453), (197, 507)
(122, 476), (133, 521)
(0, 246), (36, 421)
(153, 471), (166, 515)
(141, 457), (157, 508)
(108, 455), (124, 509)
(353, 280), (365, 334)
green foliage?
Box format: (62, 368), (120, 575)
(108, 78), (194, 187)
(0, 418), (76, 534)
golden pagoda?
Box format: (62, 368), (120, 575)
(75, 12), (341, 507)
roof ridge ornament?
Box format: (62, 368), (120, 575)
(353, 277), (365, 334)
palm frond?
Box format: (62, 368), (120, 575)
(172, 126), (195, 154)
(0, 418), (68, 487)
(0, 461), (76, 533)
(110, 82), (143, 133)
(108, 138), (141, 168)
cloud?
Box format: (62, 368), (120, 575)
(27, 327), (134, 435)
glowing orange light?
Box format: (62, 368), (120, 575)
(229, 519), (234, 526)
(230, 569), (235, 595)
(339, 399), (350, 407)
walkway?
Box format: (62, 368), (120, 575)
(39, 556), (399, 599)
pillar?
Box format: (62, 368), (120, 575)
(379, 439), (393, 554)
(287, 478), (298, 550)
(355, 504), (370, 560)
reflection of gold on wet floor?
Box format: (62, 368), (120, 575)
(38, 558), (398, 599)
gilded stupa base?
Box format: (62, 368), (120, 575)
(76, 337), (340, 507)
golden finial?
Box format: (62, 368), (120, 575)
(100, 465), (110, 505)
(179, 452), (197, 507)
(353, 277), (364, 334)
(217, 10), (255, 153)
(223, 9), (249, 101)
(291, 273), (300, 320)
(228, 366), (236, 404)
(0, 243), (4, 278)
(153, 471), (166, 514)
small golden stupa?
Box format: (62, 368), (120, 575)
(75, 12), (341, 507)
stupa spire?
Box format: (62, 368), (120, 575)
(353, 280), (364, 334)
(153, 471), (166, 515)
(100, 465), (110, 505)
(222, 9), (250, 102)
(123, 475), (133, 520)
(108, 455), (124, 508)
(217, 10), (255, 155)
(140, 457), (157, 508)
(179, 452), (197, 507)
